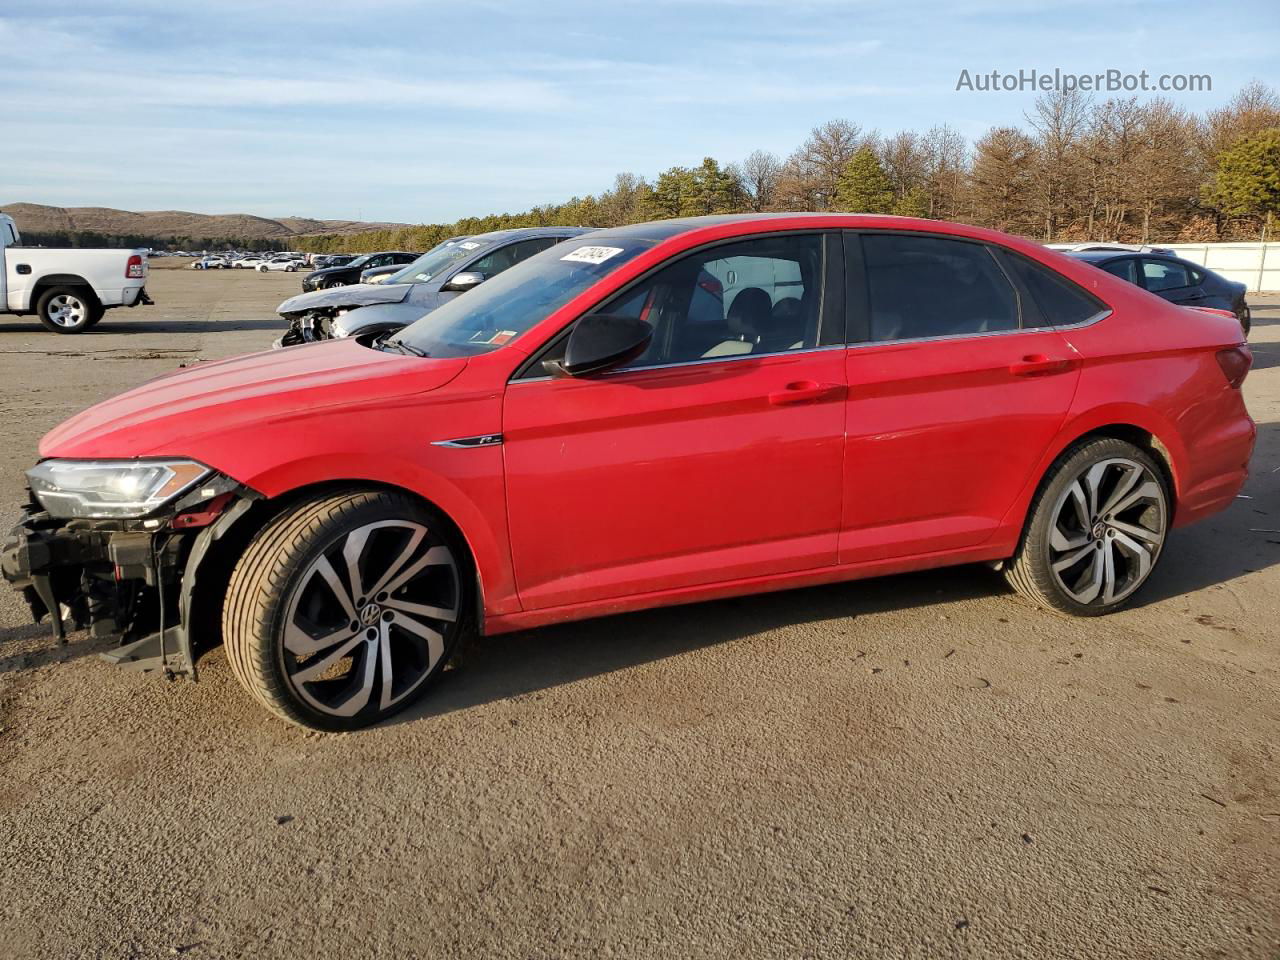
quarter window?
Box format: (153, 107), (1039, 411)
(862, 234), (1018, 341)
(594, 233), (826, 368)
(1001, 253), (1106, 326)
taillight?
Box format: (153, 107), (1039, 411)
(125, 254), (146, 279)
(1216, 346), (1252, 388)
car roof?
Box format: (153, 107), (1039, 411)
(1066, 251), (1131, 263)
(467, 226), (594, 242)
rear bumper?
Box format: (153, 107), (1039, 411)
(1173, 415), (1256, 528)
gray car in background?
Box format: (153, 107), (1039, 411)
(273, 226), (592, 347)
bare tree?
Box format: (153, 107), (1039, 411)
(881, 131), (929, 202)
(969, 127), (1036, 233)
(740, 150), (783, 211)
(791, 119), (876, 210)
(1131, 98), (1198, 242)
(1025, 89), (1092, 240)
(920, 124), (969, 220)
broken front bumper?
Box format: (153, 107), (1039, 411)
(1, 481), (254, 679)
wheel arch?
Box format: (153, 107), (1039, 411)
(186, 477), (491, 663)
(999, 408), (1184, 551)
(32, 274), (103, 309)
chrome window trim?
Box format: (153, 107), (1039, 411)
(844, 308), (1111, 350)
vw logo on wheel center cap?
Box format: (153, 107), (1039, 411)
(1091, 521), (1107, 540)
(360, 603), (383, 626)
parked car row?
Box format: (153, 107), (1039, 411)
(275, 229), (590, 346)
(192, 252), (308, 272)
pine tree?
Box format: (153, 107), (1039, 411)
(835, 148), (895, 213)
(1206, 127), (1280, 238)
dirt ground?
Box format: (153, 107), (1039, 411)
(0, 268), (1276, 960)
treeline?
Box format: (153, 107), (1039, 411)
(17, 230), (292, 252)
(298, 81), (1280, 255)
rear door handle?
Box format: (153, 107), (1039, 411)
(768, 380), (846, 405)
(1009, 354), (1072, 376)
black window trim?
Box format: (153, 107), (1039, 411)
(510, 229), (845, 383)
(994, 247), (1109, 330)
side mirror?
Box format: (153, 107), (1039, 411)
(542, 314), (653, 378)
(443, 271), (486, 292)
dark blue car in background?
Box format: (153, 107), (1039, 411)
(1067, 250), (1251, 335)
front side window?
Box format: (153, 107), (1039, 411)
(589, 233), (826, 369)
(1142, 259), (1192, 292)
(391, 237), (655, 359)
(862, 234), (1018, 341)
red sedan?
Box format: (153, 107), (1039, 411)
(3, 214), (1254, 729)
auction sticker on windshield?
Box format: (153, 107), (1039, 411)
(561, 246), (624, 265)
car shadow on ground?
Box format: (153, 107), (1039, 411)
(0, 621), (113, 676)
(0, 319), (283, 336)
(393, 564), (1004, 725)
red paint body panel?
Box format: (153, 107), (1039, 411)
(503, 349), (846, 609)
(840, 329), (1080, 563)
(36, 215), (1254, 635)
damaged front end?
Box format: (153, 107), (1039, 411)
(275, 310), (337, 348)
(1, 464), (259, 680)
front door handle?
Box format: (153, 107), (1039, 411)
(768, 380), (846, 405)
(1009, 354), (1072, 377)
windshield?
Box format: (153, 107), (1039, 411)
(389, 238), (655, 358)
(384, 238), (484, 285)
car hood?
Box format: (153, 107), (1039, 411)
(278, 283), (414, 317)
(40, 338), (466, 462)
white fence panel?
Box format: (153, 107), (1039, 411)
(1162, 242), (1279, 293)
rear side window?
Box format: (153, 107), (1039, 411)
(1100, 258), (1139, 284)
(470, 238), (558, 278)
(1002, 253), (1107, 326)
(861, 234), (1018, 341)
(1142, 259), (1192, 292)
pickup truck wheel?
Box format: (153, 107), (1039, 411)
(222, 490), (472, 730)
(36, 287), (99, 333)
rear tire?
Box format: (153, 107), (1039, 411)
(223, 490), (471, 731)
(36, 286), (100, 333)
(1004, 438), (1169, 616)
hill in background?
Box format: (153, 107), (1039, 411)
(0, 202), (411, 250)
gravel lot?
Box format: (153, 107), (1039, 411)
(1, 267), (1277, 959)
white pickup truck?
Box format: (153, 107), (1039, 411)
(0, 213), (152, 333)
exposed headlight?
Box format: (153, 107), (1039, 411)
(27, 459), (212, 519)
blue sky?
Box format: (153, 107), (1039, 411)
(1, 0), (1275, 224)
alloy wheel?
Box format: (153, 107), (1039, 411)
(1047, 457), (1167, 606)
(46, 294), (87, 328)
(282, 519), (459, 718)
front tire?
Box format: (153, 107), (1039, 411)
(36, 287), (100, 333)
(223, 490), (470, 730)
(1004, 438), (1169, 616)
